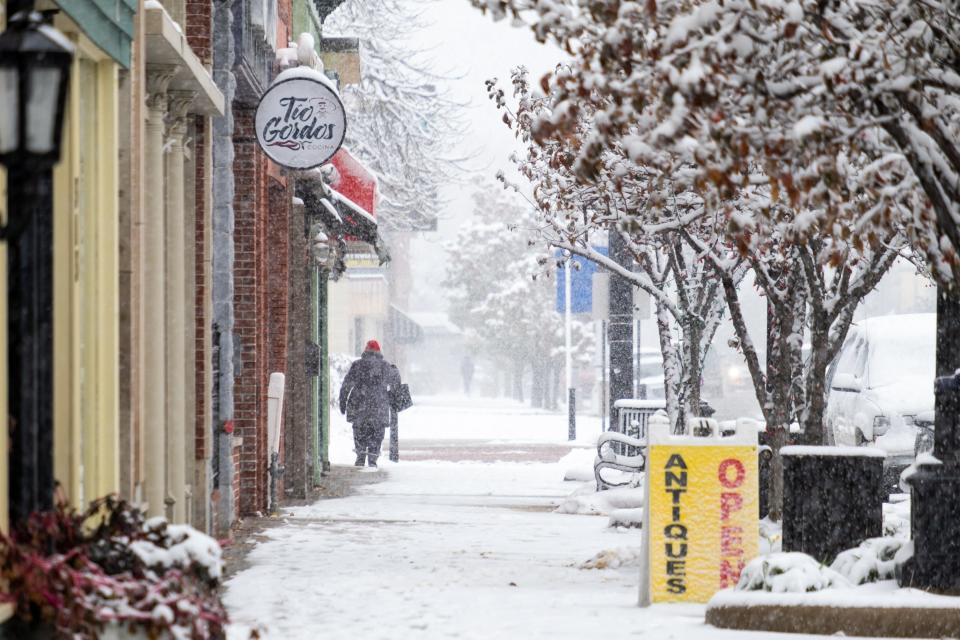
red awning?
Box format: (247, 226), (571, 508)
(328, 148), (376, 217)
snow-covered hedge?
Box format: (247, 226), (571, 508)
(737, 537), (916, 594)
(830, 538), (913, 586)
(736, 553), (851, 593)
(883, 497), (911, 538)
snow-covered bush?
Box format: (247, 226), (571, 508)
(129, 517), (223, 585)
(0, 495), (232, 639)
(830, 538), (913, 586)
(736, 553), (851, 593)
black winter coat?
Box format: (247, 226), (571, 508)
(339, 351), (401, 425)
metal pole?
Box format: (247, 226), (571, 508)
(211, 324), (221, 491)
(633, 315), (639, 398)
(899, 286), (960, 590)
(320, 273), (331, 473)
(608, 229), (634, 430)
(637, 314), (647, 400)
(934, 288), (960, 462)
(601, 319), (607, 432)
(7, 168), (55, 524)
(311, 265), (321, 485)
(565, 256), (575, 440)
(268, 451), (283, 515)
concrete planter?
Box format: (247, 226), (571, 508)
(781, 445), (886, 563)
(707, 601), (960, 638)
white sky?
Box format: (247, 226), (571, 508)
(401, 2), (564, 311)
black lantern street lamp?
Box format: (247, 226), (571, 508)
(0, 4), (73, 525)
(0, 6), (73, 169)
(310, 225), (334, 269)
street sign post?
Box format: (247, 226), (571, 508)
(556, 248), (608, 440)
(555, 248), (607, 313)
(565, 256), (575, 440)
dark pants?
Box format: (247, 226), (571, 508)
(353, 420), (386, 461)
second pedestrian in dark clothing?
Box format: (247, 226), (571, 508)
(339, 340), (401, 468)
(461, 354), (475, 395)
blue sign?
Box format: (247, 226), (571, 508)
(556, 247), (608, 313)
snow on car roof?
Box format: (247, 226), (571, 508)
(849, 313), (935, 338)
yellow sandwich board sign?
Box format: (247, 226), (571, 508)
(640, 416), (759, 605)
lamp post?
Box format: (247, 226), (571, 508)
(311, 227), (334, 475)
(0, 4), (73, 524)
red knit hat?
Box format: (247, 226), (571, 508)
(365, 339), (381, 352)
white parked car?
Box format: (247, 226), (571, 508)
(636, 349), (666, 400)
(825, 313), (935, 450)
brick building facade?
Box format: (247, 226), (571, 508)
(0, 0), (331, 539)
(223, 0), (295, 520)
(231, 108), (279, 517)
(185, 0), (216, 534)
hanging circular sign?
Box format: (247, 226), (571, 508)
(255, 73), (347, 170)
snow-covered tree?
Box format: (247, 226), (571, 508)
(443, 182), (594, 408)
(326, 0), (470, 230)
(476, 21), (911, 516)
(489, 68), (736, 430)
(471, 0), (956, 284)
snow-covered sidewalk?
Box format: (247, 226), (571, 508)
(221, 397), (831, 639)
(224, 461), (649, 638)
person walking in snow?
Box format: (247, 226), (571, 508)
(460, 354), (475, 395)
(339, 340), (401, 468)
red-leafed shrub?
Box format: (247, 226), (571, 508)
(0, 495), (231, 639)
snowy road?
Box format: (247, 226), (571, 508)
(223, 397), (825, 639)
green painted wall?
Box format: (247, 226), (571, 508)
(320, 274), (330, 473)
(311, 266), (321, 484)
(57, 0), (136, 68)
(292, 0), (321, 46)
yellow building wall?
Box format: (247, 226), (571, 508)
(0, 3), (122, 619)
(52, 24), (121, 508)
(0, 4), (121, 536)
